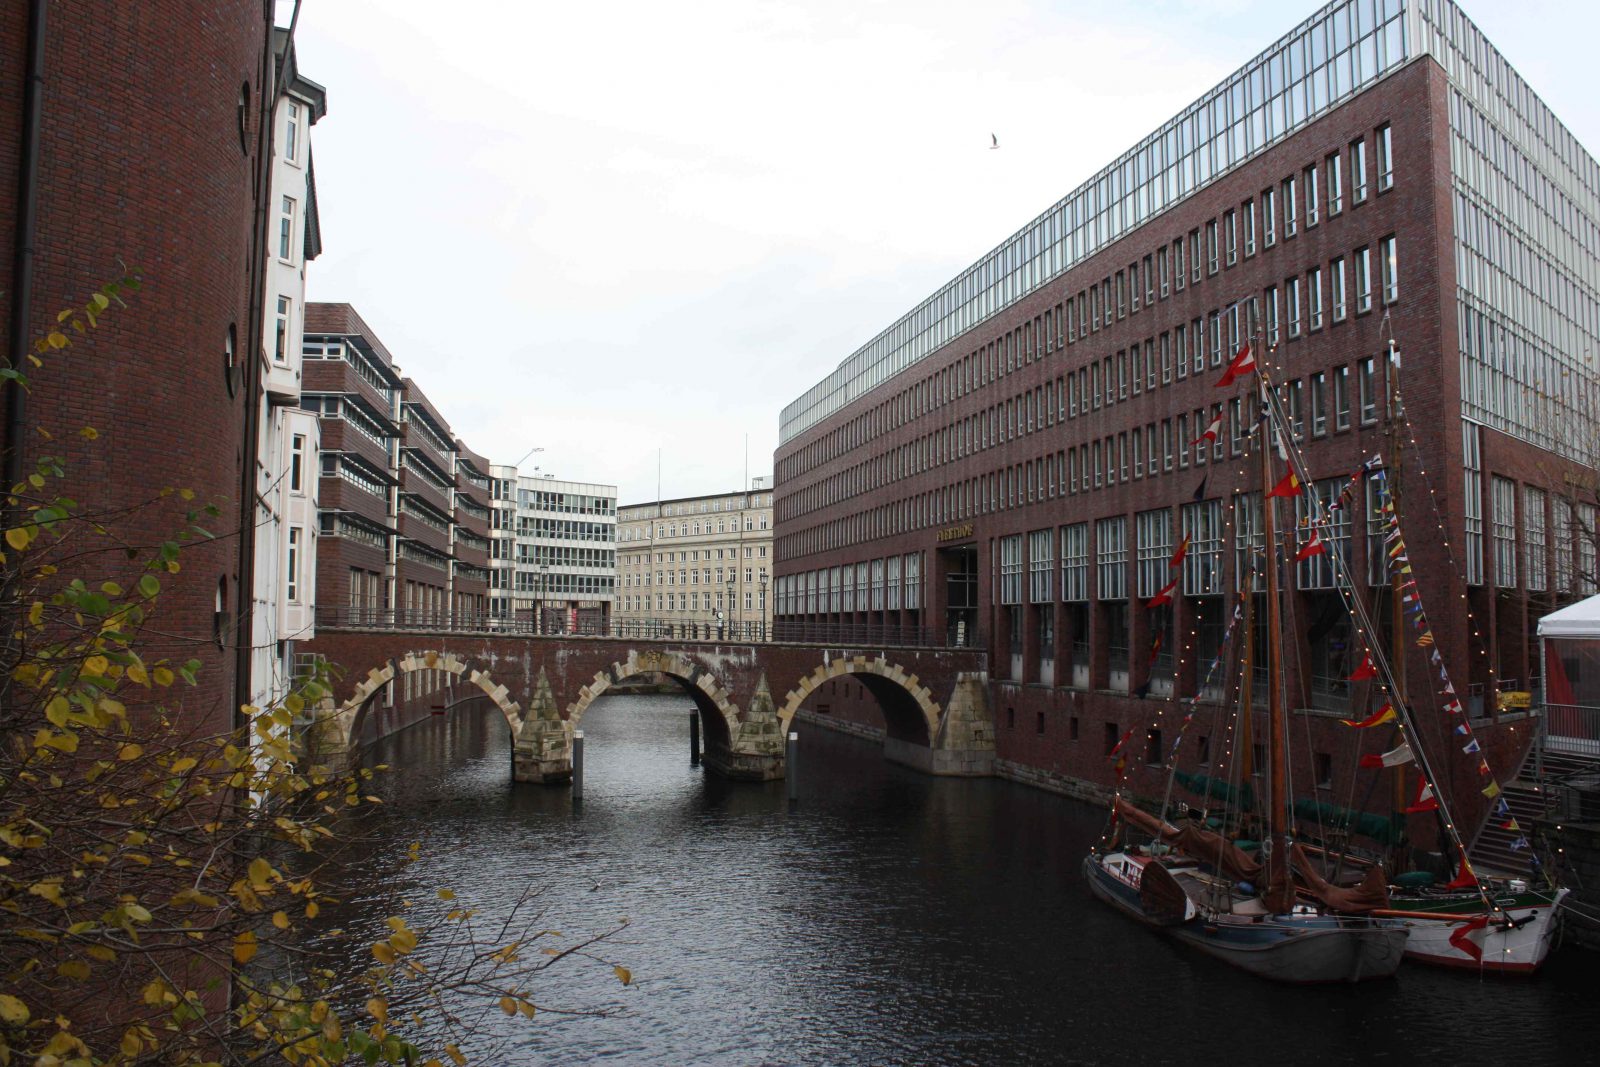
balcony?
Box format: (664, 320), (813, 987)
(397, 466), (451, 517)
(398, 513), (451, 556)
(318, 420), (394, 480)
(303, 358), (395, 418)
(317, 478), (393, 531)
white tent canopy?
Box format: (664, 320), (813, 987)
(1539, 594), (1600, 639)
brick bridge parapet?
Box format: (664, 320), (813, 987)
(299, 630), (990, 783)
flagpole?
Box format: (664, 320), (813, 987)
(1385, 332), (1409, 858)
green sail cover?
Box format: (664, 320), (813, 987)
(1172, 772), (1397, 845)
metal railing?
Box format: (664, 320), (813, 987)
(314, 608), (966, 649)
(1536, 703), (1600, 777)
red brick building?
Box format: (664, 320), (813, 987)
(303, 303), (491, 631)
(774, 0), (1599, 831)
(1, 2), (277, 731)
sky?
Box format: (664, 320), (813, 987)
(290, 0), (1600, 505)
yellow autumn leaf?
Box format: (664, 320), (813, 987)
(498, 996), (517, 1016)
(83, 654), (109, 676)
(437, 888), (455, 901)
(4, 527), (28, 551)
(305, 901), (320, 919)
(614, 965), (632, 986)
(272, 911), (289, 930)
(28, 600), (43, 626)
(0, 993), (29, 1024)
(371, 942), (396, 965)
(445, 1044), (467, 1066)
(233, 931), (257, 964)
(152, 666), (174, 686)
(170, 756), (197, 774)
(118, 743), (143, 761)
(126, 663), (149, 686)
(367, 997), (387, 1025)
(248, 856), (273, 887)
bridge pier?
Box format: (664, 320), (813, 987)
(514, 667), (573, 784)
(700, 675), (787, 780)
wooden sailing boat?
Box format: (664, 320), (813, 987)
(1084, 352), (1408, 983)
(1313, 339), (1568, 973)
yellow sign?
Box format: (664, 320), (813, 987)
(936, 524), (974, 543)
(1497, 691), (1532, 710)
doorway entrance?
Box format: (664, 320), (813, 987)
(940, 545), (978, 647)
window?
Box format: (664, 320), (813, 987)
(274, 295), (290, 363)
(1309, 372), (1326, 437)
(1262, 187), (1277, 246)
(1264, 285), (1279, 345)
(1188, 230), (1201, 283)
(1206, 219), (1219, 275)
(1158, 246), (1170, 297)
(1224, 210), (1237, 266)
(1304, 165), (1319, 227)
(1331, 257), (1347, 321)
(1242, 199), (1255, 256)
(278, 196), (296, 261)
(1358, 356), (1378, 425)
(1526, 487), (1548, 593)
(1351, 137), (1368, 203)
(1333, 365), (1350, 431)
(1096, 517), (1127, 601)
(1287, 277), (1302, 338)
(1379, 235), (1398, 304)
(285, 100), (301, 164)
(1308, 267), (1323, 330)
(1327, 151), (1342, 215)
(1376, 123), (1393, 191)
(1354, 246), (1372, 313)
(290, 433), (306, 493)
(1282, 176), (1297, 237)
(1492, 477), (1517, 586)
(286, 526), (302, 602)
(1173, 238), (1185, 291)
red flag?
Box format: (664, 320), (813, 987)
(1191, 413), (1223, 445)
(1109, 728), (1134, 757)
(1448, 915), (1489, 961)
(1266, 471), (1301, 498)
(1146, 576), (1179, 609)
(1403, 775), (1439, 813)
(1342, 703), (1396, 728)
(1293, 529), (1326, 562)
(1169, 535), (1190, 569)
(1445, 856), (1478, 891)
(1347, 652), (1377, 682)
(1215, 342), (1255, 387)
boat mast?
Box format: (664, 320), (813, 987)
(1385, 335), (1408, 855)
(1261, 380), (1294, 914)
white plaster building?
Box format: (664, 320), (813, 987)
(250, 27), (325, 709)
(510, 475), (617, 633)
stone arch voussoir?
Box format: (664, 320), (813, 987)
(333, 652), (522, 756)
(777, 655), (942, 745)
(566, 649), (741, 742)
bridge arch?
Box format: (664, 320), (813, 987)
(777, 655), (942, 746)
(336, 650), (523, 757)
(566, 649), (741, 752)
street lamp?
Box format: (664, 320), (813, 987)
(726, 579), (735, 642)
(759, 570), (768, 642)
(512, 445), (544, 469)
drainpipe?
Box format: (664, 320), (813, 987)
(4, 0), (48, 502)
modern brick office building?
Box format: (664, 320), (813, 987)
(302, 303), (493, 631)
(773, 0), (1599, 812)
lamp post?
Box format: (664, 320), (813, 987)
(726, 579), (735, 642)
(759, 570), (768, 642)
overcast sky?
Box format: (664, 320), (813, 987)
(290, 0), (1600, 504)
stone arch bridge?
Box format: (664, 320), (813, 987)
(300, 631), (991, 784)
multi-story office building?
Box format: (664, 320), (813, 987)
(502, 475), (617, 633)
(616, 480), (774, 640)
(251, 28), (326, 712)
(302, 303), (492, 628)
(774, 0), (1599, 809)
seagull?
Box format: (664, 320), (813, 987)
(990, 133), (999, 150)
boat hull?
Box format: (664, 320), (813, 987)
(1382, 888), (1568, 973)
(1085, 853), (1407, 982)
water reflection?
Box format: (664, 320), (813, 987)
(329, 694), (1597, 1065)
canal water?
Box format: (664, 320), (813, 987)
(331, 694), (1597, 1065)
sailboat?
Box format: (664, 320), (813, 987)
(1085, 343), (1409, 983)
(1288, 340), (1569, 973)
